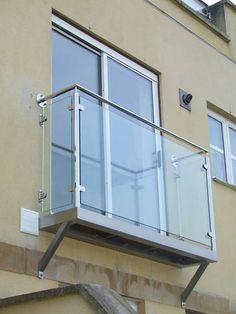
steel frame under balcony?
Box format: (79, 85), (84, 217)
(37, 218), (209, 307)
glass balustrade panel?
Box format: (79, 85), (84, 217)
(42, 93), (75, 213)
(78, 95), (212, 248)
(162, 134), (211, 247)
(109, 107), (160, 230)
(79, 94), (105, 213)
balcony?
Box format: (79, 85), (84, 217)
(37, 84), (217, 267)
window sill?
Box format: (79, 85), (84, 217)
(212, 177), (236, 191)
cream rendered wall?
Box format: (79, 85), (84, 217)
(147, 0), (231, 55)
(225, 5), (236, 60)
(201, 181), (236, 297)
(0, 271), (58, 299)
(0, 0), (51, 246)
(0, 0), (236, 307)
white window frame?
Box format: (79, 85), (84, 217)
(52, 16), (158, 83)
(52, 15), (167, 231)
(208, 110), (236, 185)
(228, 121), (236, 184)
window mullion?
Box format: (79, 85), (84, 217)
(101, 52), (113, 215)
(223, 120), (233, 184)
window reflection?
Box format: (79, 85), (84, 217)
(108, 58), (154, 121)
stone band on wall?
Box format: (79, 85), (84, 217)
(0, 242), (234, 314)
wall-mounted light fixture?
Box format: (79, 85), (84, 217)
(179, 89), (193, 111)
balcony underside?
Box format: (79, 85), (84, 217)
(40, 207), (217, 268)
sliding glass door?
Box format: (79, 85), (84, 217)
(52, 28), (162, 231)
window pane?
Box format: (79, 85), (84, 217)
(208, 116), (224, 150)
(108, 58), (154, 121)
(211, 148), (226, 181)
(229, 127), (236, 157)
(52, 30), (105, 211)
(52, 30), (100, 93)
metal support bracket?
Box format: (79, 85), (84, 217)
(181, 263), (208, 308)
(37, 220), (73, 279)
(36, 93), (47, 108)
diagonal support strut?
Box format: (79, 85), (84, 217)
(181, 263), (208, 307)
(37, 220), (73, 278)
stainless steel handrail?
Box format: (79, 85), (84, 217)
(37, 83), (208, 153)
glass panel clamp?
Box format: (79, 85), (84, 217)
(79, 104), (84, 111)
(79, 185), (86, 192)
(38, 190), (47, 203)
(39, 114), (47, 127)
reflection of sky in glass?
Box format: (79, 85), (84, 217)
(108, 58), (154, 122)
(229, 128), (236, 157)
(208, 116), (224, 150)
(204, 0), (236, 4)
(52, 30), (100, 93)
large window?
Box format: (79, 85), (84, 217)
(51, 25), (161, 229)
(208, 111), (236, 185)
